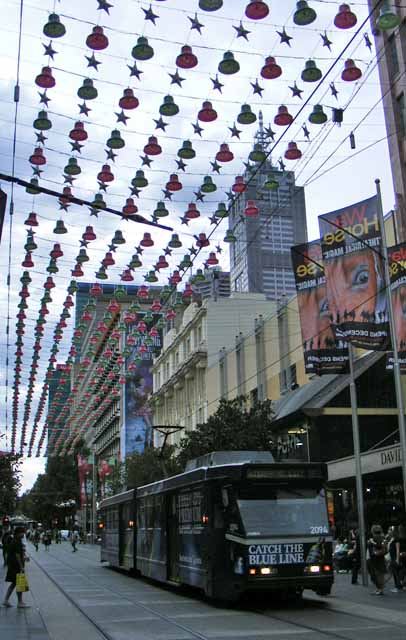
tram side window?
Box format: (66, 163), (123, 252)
(138, 500), (146, 529)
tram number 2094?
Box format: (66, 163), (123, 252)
(309, 526), (329, 534)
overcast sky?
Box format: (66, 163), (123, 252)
(0, 0), (395, 493)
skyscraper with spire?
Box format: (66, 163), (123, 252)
(228, 111), (308, 300)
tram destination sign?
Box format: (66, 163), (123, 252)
(248, 543), (304, 565)
(246, 467), (324, 480)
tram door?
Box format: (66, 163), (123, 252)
(167, 493), (180, 582)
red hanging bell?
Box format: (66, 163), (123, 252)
(103, 252), (115, 267)
(183, 283), (193, 298)
(232, 176), (246, 193)
(284, 141), (302, 160)
(151, 299), (162, 312)
(207, 252), (219, 265)
(97, 164), (114, 182)
(156, 255), (169, 269)
(24, 212), (38, 226)
(44, 276), (55, 289)
(274, 105), (293, 126)
(83, 225), (96, 241)
(150, 326), (159, 338)
(334, 4), (357, 29)
(244, 200), (259, 216)
(50, 243), (63, 259)
(119, 88), (139, 110)
(166, 309), (176, 321)
(72, 264), (84, 277)
(137, 321), (147, 333)
(176, 45), (198, 69)
(261, 56), (282, 79)
(216, 143), (234, 162)
(89, 283), (103, 296)
(245, 1), (269, 20)
(196, 233), (210, 248)
(86, 26), (109, 50)
(144, 135), (162, 155)
(198, 101), (217, 122)
(140, 232), (154, 247)
(35, 66), (55, 89)
(64, 295), (74, 308)
(185, 203), (200, 219)
(108, 299), (120, 314)
(69, 121), (88, 141)
(59, 186), (72, 207)
(341, 59), (362, 82)
(29, 147), (46, 165)
(171, 270), (181, 284)
(166, 174), (182, 191)
(137, 285), (149, 299)
(122, 198), (138, 215)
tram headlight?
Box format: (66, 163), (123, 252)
(260, 567), (271, 575)
(249, 568), (257, 575)
(309, 565), (320, 573)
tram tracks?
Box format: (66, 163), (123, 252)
(30, 546), (406, 640)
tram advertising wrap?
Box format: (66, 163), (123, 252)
(291, 240), (348, 375)
(387, 242), (406, 373)
(318, 196), (390, 350)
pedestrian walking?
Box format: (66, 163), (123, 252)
(71, 529), (79, 553)
(395, 524), (406, 590)
(348, 528), (361, 585)
(1, 528), (12, 567)
(367, 524), (387, 596)
(42, 530), (51, 551)
(2, 527), (30, 609)
(32, 530), (40, 552)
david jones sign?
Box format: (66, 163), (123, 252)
(248, 543), (304, 565)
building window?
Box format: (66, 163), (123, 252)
(279, 369), (287, 395)
(289, 364), (297, 390)
(396, 93), (406, 138)
(388, 34), (399, 77)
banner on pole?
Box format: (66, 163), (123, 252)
(387, 242), (406, 372)
(318, 196), (389, 350)
(291, 240), (348, 375)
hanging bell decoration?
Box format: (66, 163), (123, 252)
(154, 201), (169, 217)
(169, 233), (182, 248)
(132, 36), (154, 60)
(216, 143), (234, 162)
(121, 270), (134, 282)
(122, 198), (138, 215)
(129, 254), (142, 269)
(237, 104), (257, 125)
(245, 1), (269, 20)
(198, 100), (218, 122)
(193, 268), (206, 283)
(334, 4), (357, 29)
(376, 1), (400, 31)
(341, 59), (362, 82)
(25, 233), (37, 252)
(263, 174), (279, 190)
(232, 176), (246, 193)
(50, 243), (63, 259)
(26, 178), (40, 194)
(159, 95), (179, 116)
(96, 268), (108, 280)
(86, 26), (109, 50)
(35, 66), (55, 89)
(132, 170), (148, 188)
(72, 264), (84, 278)
(180, 254), (192, 268)
(284, 141), (302, 160)
(176, 45), (198, 69)
(33, 110), (52, 131)
(83, 225), (96, 241)
(43, 13), (66, 38)
(22, 253), (34, 267)
(178, 140), (195, 159)
(29, 147), (46, 165)
(185, 203), (200, 219)
(196, 233), (210, 247)
(309, 104), (327, 124)
(245, 200), (259, 216)
(59, 186), (72, 207)
(224, 229), (237, 243)
(218, 51), (240, 75)
(301, 59), (322, 82)
(144, 135), (162, 155)
(293, 1), (317, 26)
(199, 0), (223, 10)
(69, 121), (88, 141)
(215, 202), (228, 218)
(166, 174), (182, 191)
(91, 193), (106, 209)
(249, 143), (266, 162)
(64, 158), (81, 175)
(207, 252), (219, 266)
(156, 255), (169, 269)
(201, 176), (217, 193)
(141, 232), (154, 247)
(112, 230), (125, 244)
(171, 270), (181, 284)
(76, 248), (89, 263)
(89, 283), (103, 296)
(24, 212), (38, 226)
(77, 78), (98, 100)
(107, 129), (125, 149)
(261, 56), (282, 80)
(138, 285), (149, 298)
(119, 88), (139, 110)
(97, 164), (114, 182)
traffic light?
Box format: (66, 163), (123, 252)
(2, 515), (10, 526)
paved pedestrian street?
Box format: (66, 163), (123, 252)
(1, 542), (406, 640)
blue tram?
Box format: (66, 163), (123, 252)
(99, 452), (333, 601)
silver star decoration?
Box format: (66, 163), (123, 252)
(194, 191), (205, 202)
(265, 126), (276, 140)
(229, 123), (241, 139)
(210, 161), (221, 174)
(279, 158), (286, 171)
(43, 42), (57, 59)
(115, 110), (130, 125)
(108, 243), (117, 252)
(233, 21), (250, 40)
(78, 102), (91, 115)
(90, 208), (99, 217)
(188, 13), (204, 33)
(216, 244), (222, 254)
(143, 5), (159, 24)
(330, 82), (339, 99)
(86, 53), (102, 70)
(168, 70), (185, 86)
(251, 79), (264, 97)
(364, 33), (372, 51)
(106, 148), (117, 161)
(98, 181), (108, 191)
(320, 31), (333, 51)
(38, 91), (50, 106)
(277, 28), (293, 46)
(154, 116), (168, 131)
(97, 0), (113, 14)
(64, 175), (75, 184)
(140, 155), (153, 167)
(244, 161), (254, 172)
(36, 132), (47, 144)
(164, 247), (172, 256)
(136, 246), (144, 255)
(32, 167), (43, 177)
(302, 125), (310, 140)
(208, 215), (217, 225)
(192, 121), (204, 136)
(225, 190), (234, 201)
(80, 239), (90, 247)
(180, 216), (190, 226)
(190, 247), (198, 255)
(289, 82), (303, 99)
(130, 186), (141, 197)
(70, 141), (83, 152)
(176, 159), (187, 171)
(128, 63), (143, 80)
(162, 189), (173, 200)
(211, 75), (224, 92)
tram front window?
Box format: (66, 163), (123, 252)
(237, 488), (329, 537)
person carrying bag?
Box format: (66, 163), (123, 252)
(2, 527), (30, 608)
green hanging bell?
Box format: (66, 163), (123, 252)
(43, 291), (52, 302)
(68, 280), (78, 294)
(64, 158), (81, 176)
(112, 229), (125, 244)
(145, 270), (158, 283)
(114, 285), (126, 298)
(237, 104), (257, 125)
(159, 95), (179, 117)
(215, 202), (228, 218)
(132, 36), (154, 60)
(53, 219), (67, 234)
(122, 347), (132, 358)
(103, 311), (113, 321)
(25, 234), (37, 252)
(199, 0), (223, 10)
(129, 255), (142, 269)
(169, 233), (182, 248)
(43, 13), (66, 38)
(192, 268), (206, 283)
(76, 248), (89, 263)
(154, 201), (169, 218)
(201, 175), (217, 193)
(144, 336), (154, 347)
(47, 259), (59, 274)
(77, 78), (98, 100)
(96, 268), (108, 280)
(224, 229), (237, 243)
(180, 254), (192, 269)
(91, 193), (106, 209)
(293, 1), (317, 26)
(249, 143), (266, 163)
(144, 310), (153, 323)
(377, 1), (401, 30)
(301, 59), (322, 82)
(20, 271), (31, 285)
(33, 110), (52, 131)
(218, 51), (240, 75)
(309, 104), (327, 124)
(177, 140), (196, 159)
(132, 170), (148, 188)
(107, 129), (125, 149)
(263, 175), (279, 190)
(26, 178), (40, 195)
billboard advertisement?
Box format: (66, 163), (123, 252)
(291, 240), (348, 375)
(318, 196), (389, 351)
(387, 242), (406, 372)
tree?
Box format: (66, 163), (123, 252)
(126, 445), (181, 489)
(175, 397), (275, 470)
(0, 453), (21, 515)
